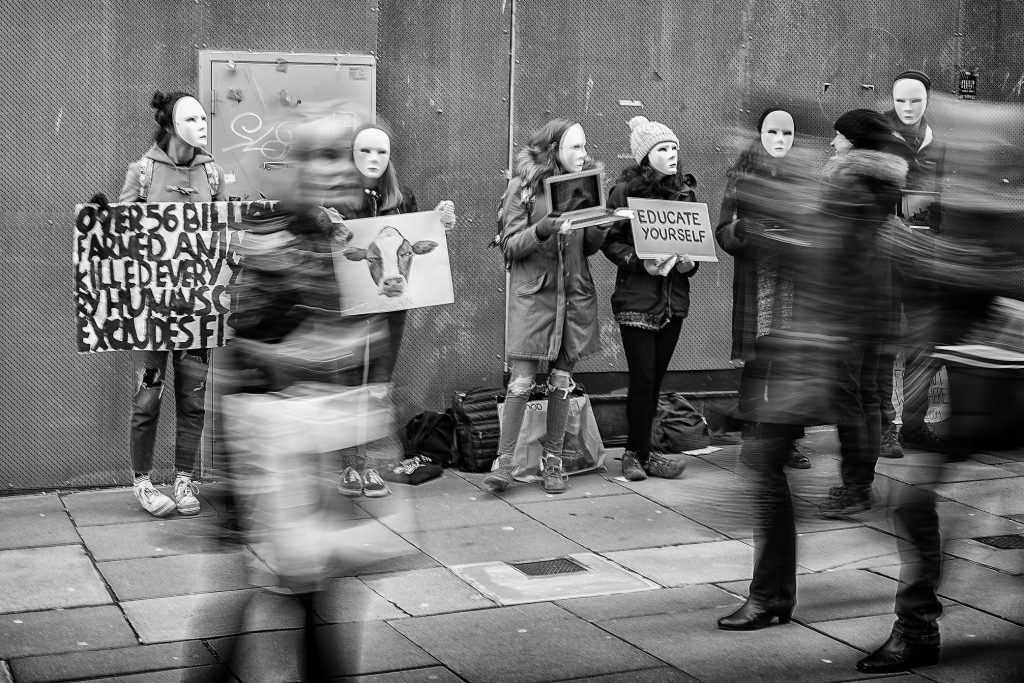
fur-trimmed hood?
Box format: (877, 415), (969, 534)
(823, 149), (908, 189)
(513, 145), (604, 194)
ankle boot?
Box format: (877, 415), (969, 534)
(856, 633), (939, 673)
(717, 599), (792, 631)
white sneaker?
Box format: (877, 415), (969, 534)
(172, 477), (201, 516)
(134, 480), (175, 517)
(361, 468), (391, 498)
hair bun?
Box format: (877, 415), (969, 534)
(627, 116), (650, 132)
(150, 91), (169, 109)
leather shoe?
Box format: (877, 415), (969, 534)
(856, 634), (939, 673)
(717, 600), (792, 631)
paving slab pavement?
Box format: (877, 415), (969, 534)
(0, 435), (1021, 681)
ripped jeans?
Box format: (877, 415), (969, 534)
(130, 350), (209, 476)
(496, 354), (576, 460)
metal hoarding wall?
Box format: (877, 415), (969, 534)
(2, 0), (1016, 490)
(374, 1), (514, 421)
(0, 0), (377, 489)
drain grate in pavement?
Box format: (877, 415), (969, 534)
(509, 557), (588, 576)
(973, 534), (1024, 549)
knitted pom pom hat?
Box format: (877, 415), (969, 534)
(628, 116), (679, 163)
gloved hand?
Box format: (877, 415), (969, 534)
(535, 213), (564, 239)
(674, 254), (696, 273)
(434, 200), (457, 231)
(643, 255), (677, 276)
(89, 193), (111, 210)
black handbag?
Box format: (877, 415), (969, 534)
(738, 329), (846, 426)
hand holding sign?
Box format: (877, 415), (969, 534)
(674, 254), (696, 273)
(627, 197), (718, 262)
(644, 254), (678, 276)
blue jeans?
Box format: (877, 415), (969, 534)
(497, 351), (576, 459)
(130, 350), (209, 475)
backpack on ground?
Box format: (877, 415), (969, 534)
(451, 386), (505, 472)
(652, 392), (711, 453)
(402, 409), (457, 467)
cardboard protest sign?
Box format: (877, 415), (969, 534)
(627, 198), (718, 262)
(74, 201), (271, 353)
(335, 210), (454, 315)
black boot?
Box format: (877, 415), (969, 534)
(856, 633), (940, 673)
(717, 599), (792, 631)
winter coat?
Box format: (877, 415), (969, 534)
(716, 146), (810, 360)
(500, 150), (607, 362)
(884, 111), (944, 230)
(602, 173), (700, 330)
(346, 184), (418, 219)
(119, 143), (226, 202)
(226, 202), (354, 392)
(802, 149), (908, 340)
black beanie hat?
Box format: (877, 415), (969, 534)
(834, 109), (904, 152)
(893, 70), (932, 91)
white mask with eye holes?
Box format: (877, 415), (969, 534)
(353, 128), (392, 180)
(892, 78), (928, 126)
(647, 141), (678, 176)
(760, 110), (795, 158)
(172, 96), (208, 148)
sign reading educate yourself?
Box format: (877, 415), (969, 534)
(73, 201), (271, 353)
(626, 197), (718, 262)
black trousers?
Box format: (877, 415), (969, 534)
(619, 318), (683, 457)
(740, 422), (803, 610)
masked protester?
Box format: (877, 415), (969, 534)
(484, 119), (610, 494)
(602, 116), (697, 481)
(118, 91), (225, 518)
(716, 108), (815, 470)
(328, 121), (457, 498)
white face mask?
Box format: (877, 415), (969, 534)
(760, 110), (795, 158)
(558, 124), (587, 173)
(892, 79), (928, 126)
(647, 141), (678, 176)
(352, 128), (391, 179)
(172, 97), (207, 148)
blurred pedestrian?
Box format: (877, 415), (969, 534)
(602, 116), (697, 480)
(817, 109), (911, 519)
(484, 118), (610, 494)
(118, 90), (225, 517)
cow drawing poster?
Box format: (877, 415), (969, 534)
(73, 201), (270, 353)
(335, 210), (454, 315)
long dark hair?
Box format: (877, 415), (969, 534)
(617, 158), (696, 201)
(151, 90), (193, 150)
(351, 122), (405, 213)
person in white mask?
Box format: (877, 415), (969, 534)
(117, 91), (225, 518)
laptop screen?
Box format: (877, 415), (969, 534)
(546, 170), (604, 214)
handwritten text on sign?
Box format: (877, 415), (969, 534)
(626, 198), (718, 262)
(73, 201), (271, 353)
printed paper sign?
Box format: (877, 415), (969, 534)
(73, 201), (271, 353)
(336, 210), (454, 315)
(627, 198), (718, 261)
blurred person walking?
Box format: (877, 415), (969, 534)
(718, 109), (910, 632)
(117, 91), (226, 517)
(484, 119), (611, 494)
(602, 116), (698, 480)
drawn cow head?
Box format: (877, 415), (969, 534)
(343, 226), (438, 297)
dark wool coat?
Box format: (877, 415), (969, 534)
(500, 149), (607, 363)
(804, 148), (908, 340)
(602, 173), (700, 330)
(883, 111), (945, 230)
(715, 144), (804, 361)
